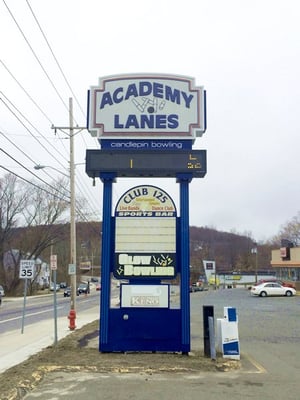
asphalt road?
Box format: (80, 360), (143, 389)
(0, 290), (100, 334)
(22, 288), (300, 400)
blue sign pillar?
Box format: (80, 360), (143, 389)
(177, 173), (193, 353)
(99, 172), (115, 349)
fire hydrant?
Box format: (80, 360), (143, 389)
(68, 309), (76, 330)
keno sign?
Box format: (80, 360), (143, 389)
(88, 74), (206, 140)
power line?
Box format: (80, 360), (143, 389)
(0, 93), (68, 167)
(0, 147), (70, 200)
(0, 164), (100, 222)
(0, 59), (53, 125)
(25, 0), (86, 120)
(1, 0), (101, 219)
(2, 0), (70, 115)
(0, 165), (70, 203)
(1, 123), (101, 218)
(0, 128), (53, 174)
(23, 1), (99, 148)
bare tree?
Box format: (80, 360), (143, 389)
(0, 174), (70, 294)
(16, 177), (70, 294)
(273, 212), (300, 246)
(0, 174), (29, 290)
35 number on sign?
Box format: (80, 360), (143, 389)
(19, 260), (35, 279)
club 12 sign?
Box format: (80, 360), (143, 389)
(88, 73), (206, 141)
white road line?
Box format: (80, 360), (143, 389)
(0, 306), (65, 324)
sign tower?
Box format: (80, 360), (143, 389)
(86, 73), (207, 352)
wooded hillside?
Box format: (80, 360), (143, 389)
(2, 222), (274, 293)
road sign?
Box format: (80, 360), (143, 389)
(50, 254), (57, 270)
(68, 264), (76, 275)
(19, 260), (35, 279)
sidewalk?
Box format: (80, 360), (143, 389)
(0, 305), (99, 374)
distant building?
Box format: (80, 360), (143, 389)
(271, 245), (300, 290)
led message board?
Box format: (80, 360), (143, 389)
(86, 149), (206, 178)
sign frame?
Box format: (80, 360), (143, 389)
(114, 185), (177, 280)
(68, 264), (76, 275)
(88, 73), (206, 141)
(19, 260), (35, 279)
(50, 254), (57, 270)
(120, 284), (170, 308)
(86, 149), (207, 178)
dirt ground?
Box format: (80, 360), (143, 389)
(0, 320), (240, 400)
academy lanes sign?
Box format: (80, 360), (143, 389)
(87, 73), (206, 141)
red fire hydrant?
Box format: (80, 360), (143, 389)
(68, 309), (76, 330)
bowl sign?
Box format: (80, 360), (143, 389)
(88, 74), (206, 140)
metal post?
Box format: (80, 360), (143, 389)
(177, 173), (192, 354)
(255, 249), (258, 283)
(69, 98), (77, 319)
(203, 305), (214, 357)
(21, 278), (28, 334)
(99, 173), (115, 351)
(53, 269), (58, 344)
(252, 244), (258, 283)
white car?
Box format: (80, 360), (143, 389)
(50, 283), (60, 291)
(251, 282), (296, 297)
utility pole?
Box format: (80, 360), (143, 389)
(51, 97), (86, 330)
(69, 98), (77, 318)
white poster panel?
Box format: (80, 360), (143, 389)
(121, 284), (169, 308)
(114, 185), (177, 280)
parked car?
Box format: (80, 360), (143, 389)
(251, 282), (296, 297)
(189, 283), (203, 292)
(60, 282), (67, 289)
(253, 279), (295, 289)
(50, 283), (60, 291)
(96, 283), (101, 291)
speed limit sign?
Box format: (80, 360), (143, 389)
(19, 260), (35, 279)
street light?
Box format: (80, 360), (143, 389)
(34, 164), (69, 178)
(251, 244), (258, 283)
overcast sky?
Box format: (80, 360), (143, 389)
(1, 0), (299, 242)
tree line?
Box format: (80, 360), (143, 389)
(0, 173), (93, 295)
(1, 172), (299, 295)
